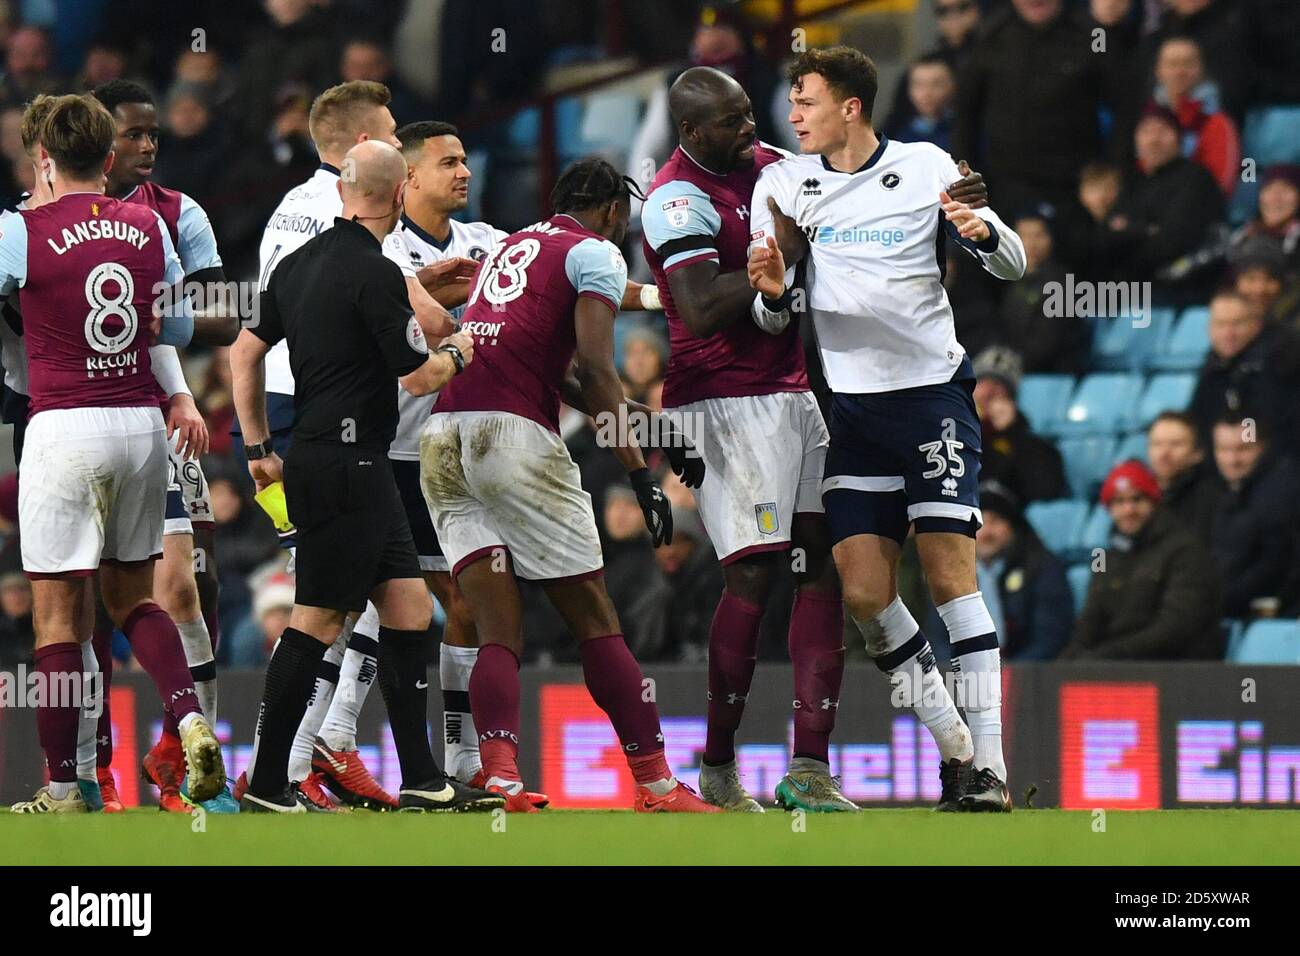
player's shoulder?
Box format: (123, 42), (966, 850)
(641, 178), (721, 241)
(755, 151), (820, 187)
(567, 233), (626, 273)
(451, 218), (506, 257)
(884, 137), (953, 171)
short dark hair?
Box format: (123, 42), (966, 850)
(92, 79), (154, 115)
(1214, 410), (1270, 442)
(397, 120), (459, 157)
(41, 94), (116, 178)
(550, 157), (637, 214)
(1150, 409), (1198, 440)
(787, 46), (879, 122)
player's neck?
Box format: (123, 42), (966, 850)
(822, 125), (880, 174)
(104, 178), (134, 200)
(51, 177), (106, 199)
(405, 201), (451, 244)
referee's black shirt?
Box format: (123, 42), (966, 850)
(252, 217), (428, 451)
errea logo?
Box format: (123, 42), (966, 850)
(801, 178), (822, 196)
(50, 886), (152, 936)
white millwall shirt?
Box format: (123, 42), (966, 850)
(257, 164), (343, 395)
(749, 137), (1026, 394)
(381, 214), (505, 460)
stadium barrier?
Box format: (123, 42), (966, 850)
(2, 663), (1296, 809)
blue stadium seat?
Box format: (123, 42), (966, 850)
(1018, 374), (1075, 435)
(1078, 502), (1111, 556)
(1092, 308), (1176, 372)
(1227, 620), (1300, 665)
(580, 92), (644, 153)
(1113, 431), (1148, 465)
(1151, 305), (1210, 371)
(1058, 435), (1117, 499)
(1067, 563), (1093, 612)
(1127, 372), (1197, 431)
(1242, 106), (1300, 166)
(1058, 373), (1144, 435)
(1024, 499), (1089, 557)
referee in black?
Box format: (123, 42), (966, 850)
(230, 140), (500, 813)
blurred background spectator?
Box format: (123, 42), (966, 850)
(0, 569), (32, 665)
(1064, 460), (1222, 660)
(972, 347), (1067, 503)
(1147, 410), (1218, 544)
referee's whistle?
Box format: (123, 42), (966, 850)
(254, 481), (295, 533)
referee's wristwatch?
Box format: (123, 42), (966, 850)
(245, 441), (271, 461)
(438, 342), (466, 375)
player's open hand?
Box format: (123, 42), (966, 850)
(417, 257), (478, 292)
(748, 236), (787, 299)
(947, 160), (989, 209)
(767, 197), (807, 265)
(249, 451), (284, 491)
(940, 191), (990, 243)
(166, 393), (210, 460)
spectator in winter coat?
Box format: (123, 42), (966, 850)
(1064, 460), (1222, 660)
(1147, 410), (1220, 546)
(972, 347), (1068, 503)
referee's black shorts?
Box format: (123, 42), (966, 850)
(284, 441), (422, 612)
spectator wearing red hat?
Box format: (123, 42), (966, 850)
(1063, 459), (1222, 659)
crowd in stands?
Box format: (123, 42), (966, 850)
(0, 0), (1298, 667)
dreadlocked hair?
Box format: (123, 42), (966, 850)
(550, 156), (645, 214)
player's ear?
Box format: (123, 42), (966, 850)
(103, 149), (115, 178)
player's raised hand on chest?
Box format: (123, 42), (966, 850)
(766, 197), (807, 265)
(940, 191), (990, 243)
(748, 236), (786, 299)
(946, 160), (989, 209)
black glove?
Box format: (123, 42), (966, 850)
(630, 467), (673, 546)
(660, 423), (706, 488)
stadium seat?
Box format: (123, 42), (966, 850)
(1058, 373), (1144, 435)
(1127, 372), (1197, 431)
(1091, 308), (1176, 372)
(1227, 619), (1300, 665)
(1058, 435), (1117, 499)
(1017, 374), (1075, 435)
(1067, 563), (1093, 612)
(1113, 431), (1148, 465)
(580, 92), (644, 152)
(1024, 499), (1089, 557)
(1078, 502), (1111, 557)
(1241, 106), (1300, 166)
(1151, 305), (1210, 371)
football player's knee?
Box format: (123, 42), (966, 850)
(724, 556), (776, 604)
(840, 578), (893, 622)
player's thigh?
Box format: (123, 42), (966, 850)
(420, 413), (505, 580)
(895, 380), (983, 536)
(460, 413), (603, 583)
(678, 393), (808, 563)
(915, 532), (978, 606)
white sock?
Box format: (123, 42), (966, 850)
(319, 603), (380, 752)
(176, 616), (218, 725)
(439, 643), (480, 780)
(937, 592), (1006, 781)
(854, 597), (973, 763)
(288, 635), (346, 782)
(76, 641), (100, 780)
(177, 711), (203, 735)
(49, 780), (76, 799)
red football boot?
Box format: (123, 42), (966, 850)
(297, 771), (343, 811)
(97, 767), (124, 813)
(311, 738), (397, 810)
(142, 732), (188, 812)
(634, 780), (722, 813)
(485, 782), (540, 813)
(471, 769), (549, 810)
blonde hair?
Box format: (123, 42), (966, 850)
(20, 93), (58, 157)
(307, 80), (391, 155)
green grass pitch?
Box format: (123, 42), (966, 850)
(3, 808), (1299, 865)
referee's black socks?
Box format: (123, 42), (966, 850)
(250, 627), (329, 799)
(377, 626), (444, 789)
